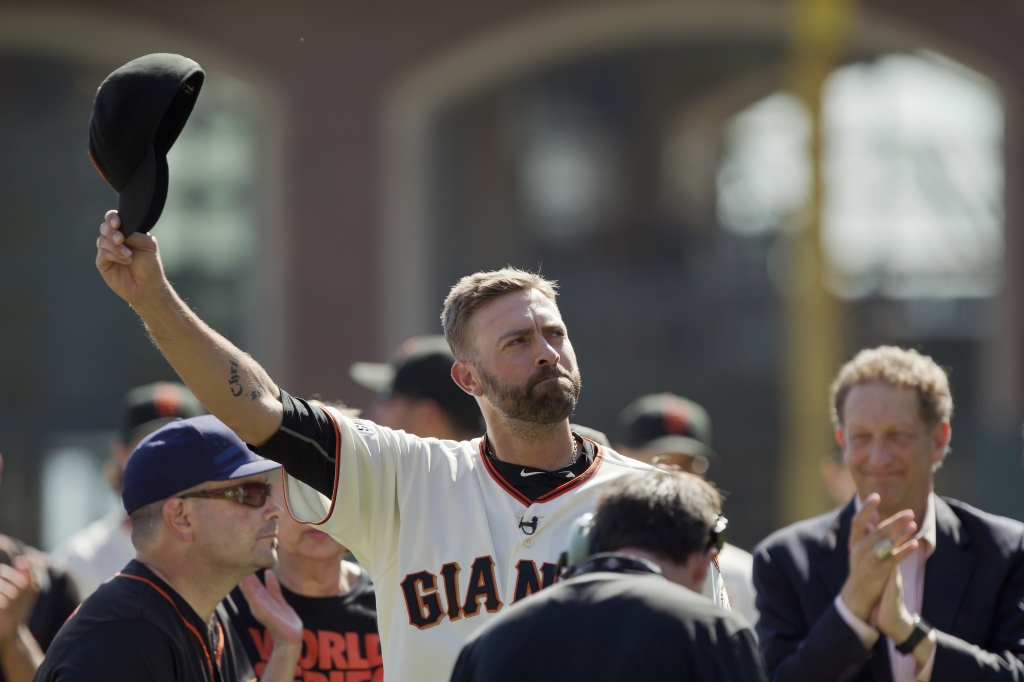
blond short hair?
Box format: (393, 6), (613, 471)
(441, 268), (559, 359)
(830, 346), (953, 429)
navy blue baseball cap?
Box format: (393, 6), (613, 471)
(122, 414), (279, 513)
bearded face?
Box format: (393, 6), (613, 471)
(476, 362), (582, 425)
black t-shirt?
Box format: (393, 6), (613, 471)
(253, 390), (595, 503)
(450, 553), (767, 682)
(34, 560), (255, 682)
(0, 535), (79, 682)
(223, 567), (382, 681)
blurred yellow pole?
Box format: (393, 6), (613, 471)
(778, 0), (855, 525)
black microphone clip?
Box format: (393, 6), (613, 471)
(519, 515), (539, 536)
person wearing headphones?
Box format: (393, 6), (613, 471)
(615, 392), (759, 625)
(448, 470), (765, 682)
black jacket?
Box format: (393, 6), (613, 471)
(34, 560), (255, 682)
(753, 496), (1024, 682)
(450, 553), (766, 682)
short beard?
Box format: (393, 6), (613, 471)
(477, 363), (582, 430)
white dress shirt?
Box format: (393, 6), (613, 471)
(834, 493), (938, 682)
(51, 509), (135, 598)
(718, 543), (759, 627)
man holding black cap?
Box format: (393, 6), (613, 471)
(616, 392), (759, 625)
(351, 335), (483, 441)
(91, 229), (657, 681)
(35, 416), (302, 682)
(53, 382), (204, 598)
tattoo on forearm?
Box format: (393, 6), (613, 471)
(230, 354), (269, 401)
(251, 372), (266, 402)
(229, 356), (243, 397)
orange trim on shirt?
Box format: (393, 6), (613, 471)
(479, 437), (606, 506)
(281, 406), (343, 527)
(479, 440), (532, 507)
(115, 572), (214, 681)
(215, 621), (224, 665)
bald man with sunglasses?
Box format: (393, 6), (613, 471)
(36, 416), (303, 682)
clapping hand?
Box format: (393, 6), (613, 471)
(0, 557), (39, 645)
(239, 570), (303, 648)
(840, 494), (920, 622)
(240, 571), (303, 682)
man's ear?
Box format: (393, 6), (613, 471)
(452, 361), (484, 397)
(931, 420), (952, 466)
(835, 427), (852, 465)
(162, 498), (194, 542)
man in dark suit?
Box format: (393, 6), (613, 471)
(754, 346), (1024, 682)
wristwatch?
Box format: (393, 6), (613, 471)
(895, 613), (933, 655)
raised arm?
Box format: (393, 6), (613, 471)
(96, 210), (281, 445)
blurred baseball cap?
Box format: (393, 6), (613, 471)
(617, 393), (717, 462)
(121, 382), (206, 445)
(88, 53), (204, 237)
(350, 335), (481, 431)
(122, 415), (279, 513)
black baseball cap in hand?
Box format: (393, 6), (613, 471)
(88, 53), (204, 237)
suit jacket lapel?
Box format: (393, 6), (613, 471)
(818, 500), (855, 599)
(922, 496), (974, 633)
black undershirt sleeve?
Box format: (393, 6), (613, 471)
(248, 390), (337, 497)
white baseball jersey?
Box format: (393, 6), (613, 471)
(282, 407), (724, 682)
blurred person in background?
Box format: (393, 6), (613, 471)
(754, 347), (1024, 682)
(350, 335), (483, 441)
(616, 392), (758, 625)
(35, 415), (302, 682)
(0, 453), (79, 682)
(449, 470), (766, 682)
(51, 382), (204, 598)
(224, 402), (382, 681)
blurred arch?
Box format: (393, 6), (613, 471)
(0, 5), (292, 383)
(379, 0), (1015, 354)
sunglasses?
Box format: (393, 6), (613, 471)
(179, 482), (271, 508)
(708, 514), (728, 553)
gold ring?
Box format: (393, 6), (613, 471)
(873, 539), (894, 561)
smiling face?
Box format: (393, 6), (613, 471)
(838, 382), (950, 519)
(455, 289), (581, 426)
(186, 472), (282, 573)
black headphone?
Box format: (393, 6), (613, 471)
(556, 512), (729, 574)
